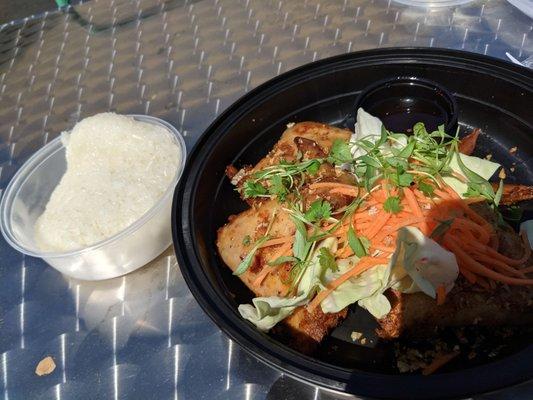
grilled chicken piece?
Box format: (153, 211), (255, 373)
(378, 202), (533, 339)
(493, 183), (533, 205)
(226, 122), (352, 202)
(218, 122), (352, 352)
(252, 122), (351, 170)
(218, 200), (292, 298)
(379, 284), (533, 339)
(217, 198), (348, 352)
(458, 128), (481, 156)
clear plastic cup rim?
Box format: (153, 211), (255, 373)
(0, 114), (186, 259)
(391, 0), (475, 7)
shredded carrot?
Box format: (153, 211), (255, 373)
(443, 184), (461, 200)
(273, 241), (293, 258)
(368, 185), (387, 202)
(330, 187), (359, 197)
(450, 231), (477, 248)
(434, 188), (453, 200)
(413, 189), (434, 204)
(253, 265), (277, 286)
(335, 245), (353, 259)
(355, 222), (372, 230)
(365, 211), (392, 240)
(380, 217), (426, 234)
(436, 285), (447, 305)
(443, 236), (533, 285)
(468, 240), (528, 267)
(253, 242), (293, 286)
(519, 230), (532, 263)
(258, 162), (530, 296)
(452, 218), (490, 245)
(332, 228), (349, 238)
(403, 188), (429, 235)
(456, 201), (493, 236)
(370, 244), (396, 253)
(520, 265), (533, 273)
(422, 352), (459, 375)
(470, 251), (527, 278)
(395, 210), (415, 218)
(404, 188), (423, 217)
(353, 212), (375, 222)
(459, 267), (477, 284)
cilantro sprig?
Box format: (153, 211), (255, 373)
(304, 200), (332, 223)
(233, 209), (278, 276)
(318, 248), (338, 273)
(241, 159), (323, 201)
(347, 226), (370, 257)
(383, 196), (402, 214)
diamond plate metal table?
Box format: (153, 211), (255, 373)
(0, 0), (531, 399)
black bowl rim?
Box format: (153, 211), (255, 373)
(353, 75), (459, 134)
(172, 47), (533, 399)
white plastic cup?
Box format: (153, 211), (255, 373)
(0, 115), (186, 280)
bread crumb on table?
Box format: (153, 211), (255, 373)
(35, 356), (56, 376)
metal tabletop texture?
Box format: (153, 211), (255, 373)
(0, 0), (531, 399)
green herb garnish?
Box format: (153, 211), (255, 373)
(233, 235), (270, 275)
(494, 179), (504, 207)
(418, 181), (435, 197)
(318, 248), (338, 272)
(268, 175), (289, 201)
(347, 226), (368, 257)
(243, 181), (268, 198)
(455, 153), (495, 202)
(383, 196), (402, 214)
(327, 139), (352, 164)
(304, 200), (332, 223)
(242, 159), (324, 201)
(268, 256), (299, 266)
(234, 209), (278, 275)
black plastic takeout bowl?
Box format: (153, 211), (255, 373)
(172, 48), (533, 399)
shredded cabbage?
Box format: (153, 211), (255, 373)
(444, 152), (500, 198)
(320, 259), (391, 318)
(521, 220), (533, 249)
(319, 227), (459, 320)
(238, 238), (337, 331)
(389, 227), (459, 297)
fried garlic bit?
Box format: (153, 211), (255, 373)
(35, 356), (56, 376)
